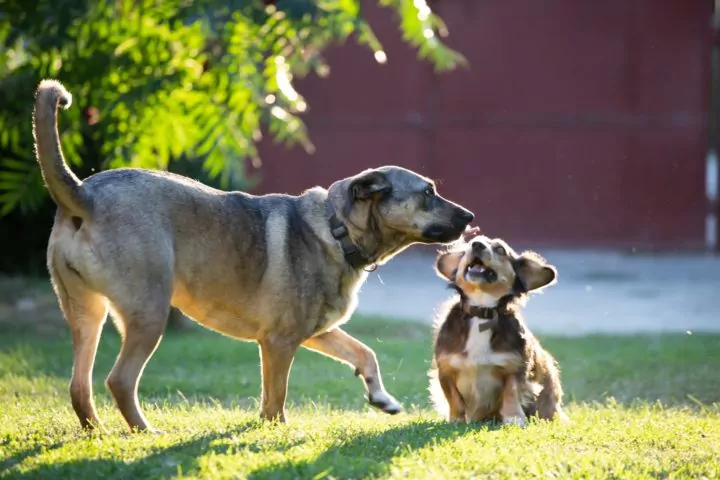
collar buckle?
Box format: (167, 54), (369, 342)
(327, 201), (373, 270)
(330, 223), (348, 240)
(465, 306), (499, 332)
(467, 306), (497, 319)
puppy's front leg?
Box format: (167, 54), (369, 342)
(302, 328), (402, 414)
(438, 371), (466, 423)
(499, 376), (527, 427)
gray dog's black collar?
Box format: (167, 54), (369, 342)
(326, 202), (373, 270)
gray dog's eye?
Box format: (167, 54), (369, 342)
(424, 187), (434, 197)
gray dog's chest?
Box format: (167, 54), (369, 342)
(314, 275), (366, 333)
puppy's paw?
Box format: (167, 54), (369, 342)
(502, 416), (527, 428)
(259, 411), (287, 424)
(556, 410), (571, 423)
(130, 426), (164, 435)
(368, 390), (403, 415)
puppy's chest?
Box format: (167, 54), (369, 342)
(449, 318), (523, 371)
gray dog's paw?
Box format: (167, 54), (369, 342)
(368, 391), (403, 415)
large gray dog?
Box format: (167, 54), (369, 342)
(33, 79), (475, 433)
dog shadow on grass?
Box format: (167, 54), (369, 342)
(0, 421), (261, 480)
(1, 418), (497, 480)
(0, 439), (68, 477)
(246, 420), (489, 480)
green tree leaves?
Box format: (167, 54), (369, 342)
(0, 0), (465, 214)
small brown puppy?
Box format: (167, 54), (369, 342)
(429, 235), (568, 426)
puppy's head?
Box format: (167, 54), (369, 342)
(435, 235), (557, 306)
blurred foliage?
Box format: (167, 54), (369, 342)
(0, 0), (465, 216)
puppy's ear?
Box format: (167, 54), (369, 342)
(348, 169), (392, 201)
(515, 251), (557, 291)
(435, 251), (464, 281)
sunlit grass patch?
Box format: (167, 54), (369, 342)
(1, 317), (719, 479)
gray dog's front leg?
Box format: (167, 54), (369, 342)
(302, 328), (403, 414)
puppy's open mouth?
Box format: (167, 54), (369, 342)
(465, 258), (497, 282)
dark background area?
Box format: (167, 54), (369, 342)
(1, 0), (717, 276)
(254, 1), (715, 250)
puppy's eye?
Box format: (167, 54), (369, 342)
(424, 187), (435, 197)
(494, 245), (506, 256)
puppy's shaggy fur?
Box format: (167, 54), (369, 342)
(428, 236), (568, 425)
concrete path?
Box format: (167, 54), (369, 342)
(355, 249), (720, 335)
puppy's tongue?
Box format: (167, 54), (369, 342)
(468, 264), (486, 274)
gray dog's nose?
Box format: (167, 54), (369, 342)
(458, 209), (474, 223)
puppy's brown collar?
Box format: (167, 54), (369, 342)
(465, 306), (499, 332)
(466, 306), (497, 319)
(326, 202), (375, 271)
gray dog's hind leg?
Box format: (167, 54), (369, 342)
(105, 288), (171, 433)
(55, 278), (109, 431)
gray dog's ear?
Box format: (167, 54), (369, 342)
(339, 170), (392, 217)
(348, 170), (392, 201)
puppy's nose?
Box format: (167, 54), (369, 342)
(472, 241), (487, 253)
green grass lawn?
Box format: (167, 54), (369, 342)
(1, 316), (719, 479)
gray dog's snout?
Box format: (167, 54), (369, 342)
(455, 209), (474, 223)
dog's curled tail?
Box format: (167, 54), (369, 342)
(33, 79), (90, 218)
(427, 367), (450, 419)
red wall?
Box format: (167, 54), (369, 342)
(253, 0), (714, 250)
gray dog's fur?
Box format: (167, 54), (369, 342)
(33, 79), (474, 433)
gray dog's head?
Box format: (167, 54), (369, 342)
(327, 166), (474, 264)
